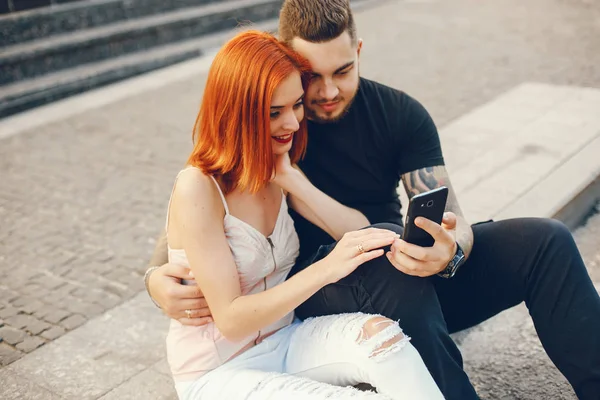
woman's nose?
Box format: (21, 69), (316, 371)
(282, 111), (300, 132)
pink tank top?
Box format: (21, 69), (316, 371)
(165, 169), (300, 382)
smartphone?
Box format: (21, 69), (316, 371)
(402, 186), (448, 247)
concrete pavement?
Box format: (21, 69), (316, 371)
(1, 0), (600, 398)
(4, 74), (599, 400)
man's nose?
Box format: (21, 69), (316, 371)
(319, 79), (339, 100)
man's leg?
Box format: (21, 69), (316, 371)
(434, 218), (600, 399)
(293, 223), (479, 400)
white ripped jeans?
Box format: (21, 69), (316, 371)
(177, 313), (444, 399)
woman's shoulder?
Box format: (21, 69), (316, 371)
(172, 167), (222, 213)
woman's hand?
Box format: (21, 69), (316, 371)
(321, 228), (400, 284)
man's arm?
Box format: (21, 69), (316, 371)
(385, 165), (473, 278)
(148, 229), (169, 267)
(282, 169), (369, 240)
(145, 228), (212, 326)
(272, 153), (369, 240)
(402, 165), (473, 257)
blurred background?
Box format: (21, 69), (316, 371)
(1, 0), (599, 399)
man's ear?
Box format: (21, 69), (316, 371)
(357, 39), (363, 57)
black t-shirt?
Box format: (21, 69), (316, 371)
(292, 77), (445, 262)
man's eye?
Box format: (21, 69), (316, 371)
(337, 70), (349, 75)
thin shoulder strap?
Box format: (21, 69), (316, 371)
(208, 175), (230, 215)
(164, 168), (230, 235)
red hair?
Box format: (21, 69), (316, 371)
(187, 30), (311, 194)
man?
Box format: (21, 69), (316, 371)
(144, 0), (600, 398)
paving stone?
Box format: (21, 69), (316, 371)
(94, 293), (122, 310)
(0, 326), (26, 346)
(40, 326), (66, 341)
(0, 306), (19, 319)
(18, 299), (45, 315)
(37, 275), (67, 290)
(5, 314), (50, 335)
(0, 287), (19, 303)
(71, 287), (122, 310)
(42, 309), (71, 324)
(33, 304), (60, 320)
(0, 344), (23, 366)
(41, 291), (72, 305)
(64, 300), (104, 318)
(10, 296), (38, 309)
(0, 318), (4, 327)
(59, 314), (87, 330)
(16, 335), (46, 353)
(19, 284), (44, 297)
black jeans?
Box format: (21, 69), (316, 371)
(290, 218), (600, 400)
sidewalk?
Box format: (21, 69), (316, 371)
(1, 0), (599, 398)
(1, 76), (599, 399)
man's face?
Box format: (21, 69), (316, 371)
(291, 32), (362, 123)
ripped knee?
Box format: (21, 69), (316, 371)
(356, 316), (410, 361)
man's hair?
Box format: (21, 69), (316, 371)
(188, 30), (310, 194)
(279, 0), (357, 45)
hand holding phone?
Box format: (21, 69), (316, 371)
(402, 187), (448, 247)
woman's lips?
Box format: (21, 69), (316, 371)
(272, 133), (293, 144)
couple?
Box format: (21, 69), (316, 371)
(147, 0), (600, 399)
(162, 29), (442, 399)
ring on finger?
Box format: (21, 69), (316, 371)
(185, 309), (192, 319)
(356, 242), (365, 255)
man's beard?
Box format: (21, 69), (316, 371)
(306, 85), (359, 124)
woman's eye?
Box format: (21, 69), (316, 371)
(270, 111), (280, 119)
(293, 102), (304, 109)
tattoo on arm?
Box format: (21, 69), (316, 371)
(402, 166), (474, 257)
(402, 166), (461, 215)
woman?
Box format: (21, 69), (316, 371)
(165, 30), (443, 399)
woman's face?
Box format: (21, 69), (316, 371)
(269, 71), (305, 156)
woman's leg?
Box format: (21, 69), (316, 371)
(181, 324), (391, 400)
(184, 367), (390, 399)
(285, 313), (444, 400)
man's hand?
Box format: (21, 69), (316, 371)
(386, 212), (458, 277)
(148, 264), (213, 326)
(271, 152), (298, 191)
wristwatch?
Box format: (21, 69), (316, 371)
(438, 243), (466, 279)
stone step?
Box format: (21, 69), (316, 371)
(0, 0), (235, 48)
(0, 18), (279, 118)
(0, 0), (283, 85)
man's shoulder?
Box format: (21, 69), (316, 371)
(359, 77), (406, 102)
(358, 78), (426, 115)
